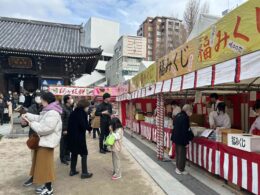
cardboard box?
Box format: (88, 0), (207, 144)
(228, 134), (260, 152)
(220, 129), (243, 145)
(135, 113), (144, 121)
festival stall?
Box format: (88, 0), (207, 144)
(49, 85), (119, 116)
(117, 1), (260, 194)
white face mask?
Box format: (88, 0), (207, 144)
(84, 107), (89, 112)
(35, 96), (41, 104)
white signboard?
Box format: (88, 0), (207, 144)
(228, 134), (260, 152)
(48, 86), (93, 96)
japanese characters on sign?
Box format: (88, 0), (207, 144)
(198, 0), (260, 69)
(157, 39), (197, 81)
(157, 0), (260, 81)
(130, 63), (157, 92)
(48, 86), (93, 96)
(93, 87), (118, 96)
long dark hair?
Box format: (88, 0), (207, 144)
(110, 117), (123, 132)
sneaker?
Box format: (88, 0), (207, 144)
(175, 168), (182, 175)
(35, 186), (46, 194)
(40, 188), (53, 195)
(112, 175), (122, 180)
(23, 177), (33, 187)
(181, 170), (188, 175)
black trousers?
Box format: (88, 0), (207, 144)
(93, 128), (100, 138)
(175, 144), (187, 172)
(60, 135), (70, 161)
(0, 111), (3, 125)
(70, 153), (88, 174)
(99, 125), (109, 150)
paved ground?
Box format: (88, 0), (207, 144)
(0, 136), (165, 195)
(0, 124), (11, 136)
(125, 129), (249, 195)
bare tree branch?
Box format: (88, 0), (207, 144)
(183, 0), (200, 35)
(200, 1), (210, 14)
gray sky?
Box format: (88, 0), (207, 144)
(0, 0), (247, 35)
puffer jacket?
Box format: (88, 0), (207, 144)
(26, 110), (62, 148)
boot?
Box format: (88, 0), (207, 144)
(70, 154), (79, 176)
(81, 155), (93, 179)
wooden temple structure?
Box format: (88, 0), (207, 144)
(0, 17), (102, 93)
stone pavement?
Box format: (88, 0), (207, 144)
(124, 137), (194, 195)
(0, 136), (165, 195)
(0, 124), (11, 136)
(124, 130), (247, 195)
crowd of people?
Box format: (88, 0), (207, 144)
(18, 91), (123, 195)
(0, 90), (41, 125)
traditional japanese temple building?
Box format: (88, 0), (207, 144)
(0, 17), (102, 93)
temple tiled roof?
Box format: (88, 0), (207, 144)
(0, 17), (102, 56)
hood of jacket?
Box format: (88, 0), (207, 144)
(43, 102), (62, 114)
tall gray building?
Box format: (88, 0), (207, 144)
(137, 16), (187, 61)
(106, 35), (147, 86)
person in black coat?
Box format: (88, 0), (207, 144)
(60, 95), (73, 165)
(0, 97), (5, 125)
(171, 104), (194, 175)
(68, 99), (93, 179)
(95, 93), (112, 154)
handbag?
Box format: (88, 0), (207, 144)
(104, 133), (116, 146)
(26, 133), (40, 150)
(91, 116), (100, 129)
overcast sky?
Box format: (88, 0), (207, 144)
(0, 0), (247, 35)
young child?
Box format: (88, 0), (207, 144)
(109, 117), (124, 180)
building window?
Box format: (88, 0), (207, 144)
(148, 57), (153, 61)
(148, 32), (153, 38)
(175, 22), (180, 26)
(148, 26), (153, 31)
(148, 39), (153, 44)
(175, 29), (179, 32)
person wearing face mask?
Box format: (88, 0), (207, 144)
(21, 92), (62, 195)
(249, 100), (260, 135)
(67, 99), (93, 179)
(60, 95), (73, 165)
(172, 104), (194, 175)
(209, 102), (231, 129)
(22, 93), (43, 189)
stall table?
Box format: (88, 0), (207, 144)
(140, 121), (172, 148)
(188, 137), (260, 194)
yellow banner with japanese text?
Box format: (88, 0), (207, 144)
(197, 0), (260, 68)
(130, 63), (156, 92)
(157, 38), (198, 81)
(157, 0), (260, 81)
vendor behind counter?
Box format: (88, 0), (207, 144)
(209, 102), (231, 129)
